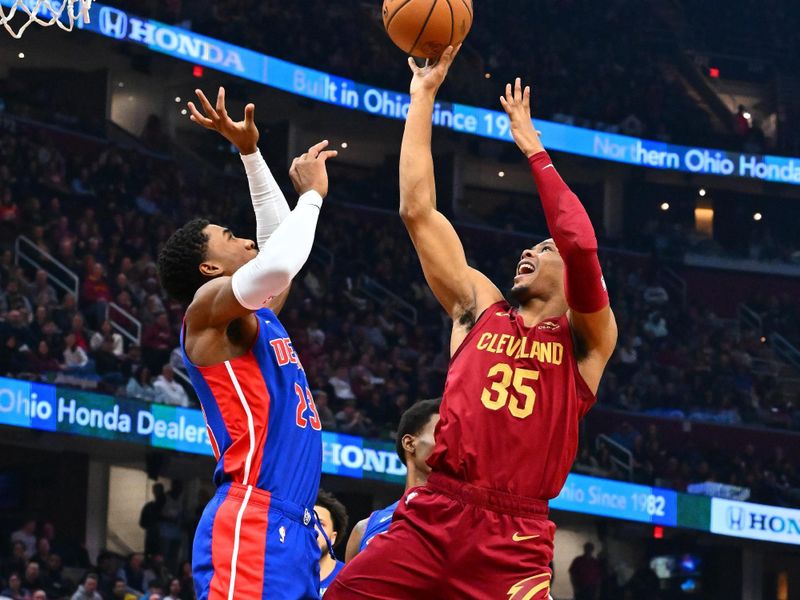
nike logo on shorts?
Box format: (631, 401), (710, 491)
(512, 532), (540, 542)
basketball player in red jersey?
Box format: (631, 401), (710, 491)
(326, 46), (617, 600)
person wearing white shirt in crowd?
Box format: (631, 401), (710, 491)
(153, 365), (190, 407)
(90, 321), (124, 356)
(10, 519), (36, 559)
(62, 333), (89, 370)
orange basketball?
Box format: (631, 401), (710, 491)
(383, 0), (473, 59)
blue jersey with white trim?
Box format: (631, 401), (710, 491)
(181, 308), (322, 508)
(359, 500), (400, 552)
(319, 560), (345, 596)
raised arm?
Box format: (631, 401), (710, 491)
(188, 87), (293, 313)
(400, 46), (502, 334)
(186, 143), (336, 333)
(501, 79), (618, 392)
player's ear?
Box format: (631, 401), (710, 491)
(330, 531), (337, 546)
(401, 433), (416, 457)
(199, 260), (223, 278)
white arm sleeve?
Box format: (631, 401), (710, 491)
(240, 150), (291, 248)
(230, 190), (322, 310)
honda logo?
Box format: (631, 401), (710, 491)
(99, 6), (128, 40)
(727, 506), (746, 531)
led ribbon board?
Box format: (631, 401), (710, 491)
(3, 0), (799, 185)
(2, 376), (799, 544)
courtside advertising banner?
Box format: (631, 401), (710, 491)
(710, 498), (800, 546)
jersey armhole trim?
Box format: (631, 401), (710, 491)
(181, 315), (262, 370)
(449, 300), (509, 364)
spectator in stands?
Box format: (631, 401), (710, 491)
(142, 313), (176, 373)
(569, 542), (603, 600)
(335, 399), (370, 436)
(70, 574), (102, 600)
(158, 482), (184, 571)
(22, 563), (44, 594)
(153, 365), (189, 407)
(163, 578), (181, 600)
(176, 562), (193, 600)
(314, 390), (336, 431)
(10, 520), (36, 559)
(29, 270), (57, 308)
(0, 573), (25, 600)
(117, 553), (151, 595)
(141, 579), (164, 600)
(27, 340), (61, 374)
(2, 542), (27, 582)
(90, 321), (124, 356)
(30, 539), (50, 568)
(68, 315), (90, 352)
(43, 554), (71, 599)
(62, 333), (91, 375)
(112, 578), (138, 600)
(127, 367), (156, 402)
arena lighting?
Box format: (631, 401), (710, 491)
(753, 212), (763, 221)
(498, 171), (505, 178)
(17, 51), (24, 58)
(192, 65), (204, 78)
(709, 67), (720, 78)
(743, 111), (752, 120)
(761, 336), (767, 343)
(174, 96), (181, 103)
(341, 142), (348, 149)
(180, 108), (187, 115)
(699, 188), (707, 197)
(653, 526), (664, 539)
(660, 202), (670, 211)
(484, 72), (492, 79)
(117, 81), (124, 88)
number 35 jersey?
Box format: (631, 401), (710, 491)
(427, 301), (596, 501)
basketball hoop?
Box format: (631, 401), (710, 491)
(1, 0), (93, 39)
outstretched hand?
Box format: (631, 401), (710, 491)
(187, 87), (259, 155)
(499, 78), (544, 158)
(408, 44), (461, 98)
(289, 140), (338, 199)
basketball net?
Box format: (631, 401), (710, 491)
(1, 0), (93, 38)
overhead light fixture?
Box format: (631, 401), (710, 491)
(660, 203), (670, 211)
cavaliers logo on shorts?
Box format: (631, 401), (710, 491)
(507, 573), (551, 599)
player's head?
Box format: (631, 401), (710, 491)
(157, 218), (257, 305)
(396, 398), (441, 474)
(509, 238), (565, 306)
(315, 489), (349, 555)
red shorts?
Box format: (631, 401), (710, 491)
(325, 473), (555, 600)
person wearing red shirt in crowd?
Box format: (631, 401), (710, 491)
(569, 543), (603, 600)
(142, 312), (177, 372)
(82, 263), (113, 324)
(69, 314), (91, 352)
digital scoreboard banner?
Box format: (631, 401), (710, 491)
(3, 0), (799, 185)
(1, 376), (798, 544)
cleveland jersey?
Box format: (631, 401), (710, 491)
(359, 500), (399, 552)
(427, 301), (595, 500)
(181, 308), (322, 508)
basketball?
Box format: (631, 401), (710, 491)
(383, 0), (474, 59)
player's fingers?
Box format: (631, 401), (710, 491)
(187, 102), (215, 128)
(407, 56), (419, 74)
(216, 86), (227, 116)
(308, 139), (330, 157)
(514, 77), (523, 102)
(505, 83), (513, 104)
(524, 85), (531, 108)
(195, 89), (219, 121)
(244, 103), (255, 126)
(499, 96), (510, 113)
(440, 45), (455, 64)
(318, 150), (338, 161)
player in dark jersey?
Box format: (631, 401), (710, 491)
(158, 88), (336, 600)
(327, 47), (617, 600)
(344, 398), (441, 561)
(314, 490), (348, 596)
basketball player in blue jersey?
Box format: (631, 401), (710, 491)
(314, 490), (348, 596)
(344, 398), (441, 561)
(157, 87), (336, 600)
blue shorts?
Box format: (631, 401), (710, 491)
(192, 483), (321, 600)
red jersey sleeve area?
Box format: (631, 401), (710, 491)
(428, 308), (592, 500)
(528, 151), (609, 314)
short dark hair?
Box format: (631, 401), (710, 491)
(395, 398), (441, 463)
(315, 489), (348, 541)
(157, 218), (211, 305)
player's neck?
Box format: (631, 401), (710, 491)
(320, 553), (337, 578)
(518, 295), (568, 327)
(405, 464), (428, 490)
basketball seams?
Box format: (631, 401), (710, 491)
(445, 0), (455, 47)
(385, 0), (416, 31)
(408, 0), (439, 56)
(459, 0), (473, 19)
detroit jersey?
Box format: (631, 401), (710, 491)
(427, 301), (595, 500)
(181, 308), (322, 508)
(319, 561), (345, 596)
(359, 500), (399, 552)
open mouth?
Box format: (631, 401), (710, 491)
(516, 260), (536, 276)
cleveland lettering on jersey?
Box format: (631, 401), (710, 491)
(475, 332), (564, 365)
